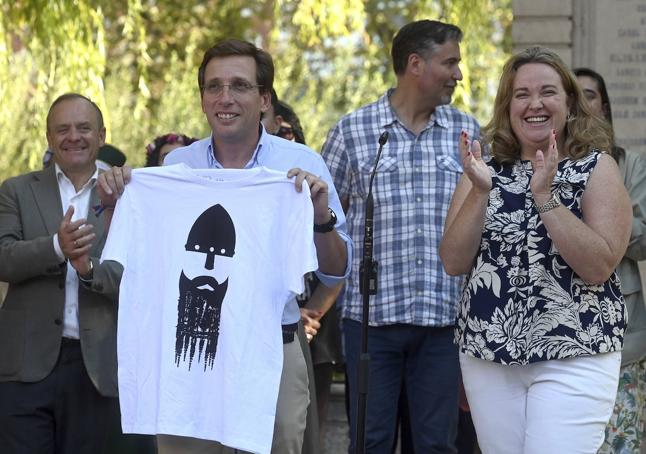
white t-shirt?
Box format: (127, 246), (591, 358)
(101, 164), (318, 454)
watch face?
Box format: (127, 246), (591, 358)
(315, 208), (336, 233)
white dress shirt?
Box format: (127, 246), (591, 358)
(52, 163), (98, 339)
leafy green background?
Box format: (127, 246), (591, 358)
(0, 0), (512, 180)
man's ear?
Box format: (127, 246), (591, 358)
(275, 114), (284, 125)
(99, 126), (106, 146)
(407, 53), (424, 77)
(260, 91), (271, 113)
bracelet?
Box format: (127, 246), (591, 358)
(77, 260), (94, 283)
(534, 193), (561, 213)
(92, 203), (115, 217)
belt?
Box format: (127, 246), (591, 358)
(282, 323), (298, 344)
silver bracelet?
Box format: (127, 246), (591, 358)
(534, 193), (561, 213)
(77, 259), (94, 283)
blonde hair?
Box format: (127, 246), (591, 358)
(483, 46), (612, 165)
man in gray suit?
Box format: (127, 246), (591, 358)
(0, 93), (122, 453)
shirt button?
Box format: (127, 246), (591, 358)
(417, 259), (423, 265)
(416, 290), (423, 296)
(416, 197), (422, 202)
(416, 228), (422, 234)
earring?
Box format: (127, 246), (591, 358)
(566, 112), (574, 122)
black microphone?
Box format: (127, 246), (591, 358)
(356, 130), (389, 454)
(367, 131), (389, 192)
(360, 131), (389, 296)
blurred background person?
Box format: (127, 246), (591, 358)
(275, 100), (307, 145)
(96, 144), (127, 171)
(145, 133), (198, 167)
(42, 148), (54, 168)
(575, 67), (646, 454)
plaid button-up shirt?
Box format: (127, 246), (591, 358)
(321, 90), (480, 326)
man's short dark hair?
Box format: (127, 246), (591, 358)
(391, 20), (463, 75)
(198, 39), (274, 96)
(46, 93), (104, 131)
(268, 88), (279, 111)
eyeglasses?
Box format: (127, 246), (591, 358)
(201, 79), (262, 96)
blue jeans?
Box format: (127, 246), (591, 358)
(344, 319), (459, 454)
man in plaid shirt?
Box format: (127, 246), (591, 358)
(321, 20), (480, 453)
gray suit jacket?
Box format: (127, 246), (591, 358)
(0, 165), (122, 397)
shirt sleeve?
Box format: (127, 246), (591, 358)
(52, 234), (65, 262)
(321, 121), (352, 200)
(298, 139), (352, 285)
(317, 121), (353, 285)
(0, 177), (63, 283)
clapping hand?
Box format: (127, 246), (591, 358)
(460, 131), (491, 194)
(530, 129), (559, 202)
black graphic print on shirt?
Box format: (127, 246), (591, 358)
(175, 204), (236, 371)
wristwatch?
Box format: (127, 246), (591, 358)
(534, 193), (561, 213)
(314, 208), (337, 233)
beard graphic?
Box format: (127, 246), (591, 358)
(175, 204), (236, 371)
(175, 271), (229, 371)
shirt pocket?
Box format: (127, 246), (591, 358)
(436, 154), (463, 174)
(356, 156), (399, 203)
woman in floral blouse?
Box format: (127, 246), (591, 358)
(440, 46), (632, 453)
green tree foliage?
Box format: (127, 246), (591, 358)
(0, 0), (511, 181)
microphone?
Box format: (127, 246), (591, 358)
(367, 131), (389, 191)
(360, 131), (389, 296)
(356, 130), (389, 454)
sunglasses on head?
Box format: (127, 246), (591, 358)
(277, 125), (294, 140)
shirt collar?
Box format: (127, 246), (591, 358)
(379, 88), (451, 131)
(376, 89), (398, 129)
(206, 123), (267, 169)
(54, 162), (98, 191)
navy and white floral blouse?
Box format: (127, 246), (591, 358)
(456, 151), (625, 365)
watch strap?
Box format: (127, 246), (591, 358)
(314, 208), (337, 233)
(534, 193), (561, 213)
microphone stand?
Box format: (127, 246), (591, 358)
(356, 131), (388, 454)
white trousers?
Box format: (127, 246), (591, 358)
(460, 352), (621, 454)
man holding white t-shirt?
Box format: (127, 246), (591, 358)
(98, 39), (351, 454)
